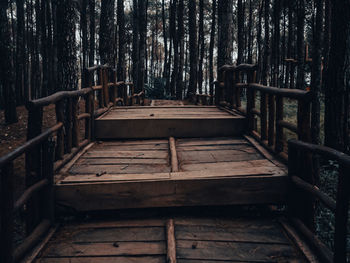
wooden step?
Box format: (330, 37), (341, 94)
(94, 106), (246, 139)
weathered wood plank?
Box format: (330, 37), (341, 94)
(175, 224), (290, 244)
(83, 150), (168, 159)
(176, 144), (254, 151)
(178, 150), (263, 164)
(68, 219), (165, 229)
(52, 226), (165, 242)
(69, 164), (171, 175)
(95, 118), (246, 139)
(176, 240), (302, 262)
(36, 256), (166, 263)
(180, 160), (276, 172)
(61, 173), (170, 184)
(41, 241), (166, 257)
(93, 144), (169, 151)
(55, 175), (287, 211)
(100, 140), (169, 146)
(77, 158), (168, 165)
(166, 219), (177, 263)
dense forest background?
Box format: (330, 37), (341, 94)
(0, 0), (349, 153)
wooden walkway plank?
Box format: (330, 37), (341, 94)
(169, 137), (179, 172)
(166, 219), (177, 263)
(37, 256), (166, 263)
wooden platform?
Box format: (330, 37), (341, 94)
(95, 106), (246, 139)
(35, 217), (308, 263)
(55, 136), (287, 211)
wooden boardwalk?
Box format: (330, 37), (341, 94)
(35, 216), (308, 262)
(55, 106), (287, 211)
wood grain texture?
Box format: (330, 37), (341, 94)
(166, 219), (177, 263)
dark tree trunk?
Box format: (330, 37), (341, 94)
(217, 0), (233, 69)
(170, 0), (178, 97)
(56, 0), (78, 91)
(117, 0), (126, 81)
(176, 0), (184, 99)
(81, 0), (88, 76)
(0, 0), (18, 123)
(162, 0), (168, 81)
(187, 0), (197, 97)
(272, 0), (281, 86)
(209, 0), (216, 100)
(324, 0), (350, 153)
(237, 0), (244, 65)
(197, 0), (205, 94)
(247, 0), (253, 64)
(136, 0), (147, 93)
(322, 0), (331, 90)
(311, 0), (323, 145)
(296, 0), (305, 90)
(89, 0), (95, 67)
(132, 0), (139, 88)
(262, 0), (270, 85)
(15, 0), (26, 103)
(100, 0), (115, 66)
(257, 0), (263, 82)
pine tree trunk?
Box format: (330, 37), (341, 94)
(56, 0), (78, 91)
(217, 0), (233, 69)
(15, 0), (25, 103)
(198, 0), (205, 94)
(296, 0), (305, 90)
(237, 0), (244, 65)
(136, 0), (147, 93)
(311, 0), (323, 145)
(209, 0), (216, 101)
(100, 0), (115, 66)
(324, 0), (350, 153)
(89, 0), (95, 67)
(0, 0), (18, 123)
(262, 0), (270, 85)
(117, 0), (126, 81)
(187, 0), (197, 97)
(176, 0), (184, 99)
(170, 0), (178, 97)
(81, 0), (88, 77)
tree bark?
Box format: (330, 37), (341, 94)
(237, 0), (244, 65)
(187, 0), (197, 97)
(136, 0), (147, 93)
(89, 0), (95, 67)
(209, 0), (217, 101)
(198, 0), (205, 94)
(100, 0), (115, 66)
(217, 0), (233, 69)
(117, 0), (126, 81)
(296, 0), (305, 90)
(262, 0), (270, 85)
(0, 0), (18, 123)
(56, 0), (78, 91)
(176, 0), (184, 99)
(324, 0), (350, 153)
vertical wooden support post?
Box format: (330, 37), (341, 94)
(98, 68), (104, 108)
(55, 100), (65, 160)
(166, 219), (177, 263)
(123, 83), (129, 106)
(334, 164), (350, 263)
(268, 94), (275, 147)
(234, 71), (241, 108)
(260, 92), (268, 141)
(287, 141), (300, 219)
(297, 100), (311, 142)
(224, 69), (234, 106)
(246, 70), (256, 134)
(42, 138), (55, 223)
(169, 137), (179, 172)
(72, 97), (79, 147)
(66, 98), (73, 154)
(26, 106), (43, 233)
(84, 69), (94, 141)
(275, 96), (284, 153)
(0, 162), (14, 263)
(103, 68), (109, 107)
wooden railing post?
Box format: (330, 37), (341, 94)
(42, 138), (55, 223)
(275, 96), (284, 153)
(224, 69), (234, 106)
(102, 67), (109, 107)
(234, 71), (241, 108)
(334, 163), (350, 263)
(0, 162), (14, 263)
(98, 67), (104, 108)
(84, 69), (94, 141)
(297, 100), (311, 142)
(260, 92), (268, 141)
(268, 94), (275, 147)
(72, 97), (79, 147)
(26, 106), (43, 234)
(55, 100), (65, 160)
(66, 98), (73, 153)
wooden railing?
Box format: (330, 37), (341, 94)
(215, 64), (312, 160)
(288, 139), (350, 263)
(0, 65), (138, 263)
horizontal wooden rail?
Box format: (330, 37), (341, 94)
(291, 176), (336, 211)
(0, 122), (62, 168)
(26, 88), (92, 108)
(14, 179), (49, 212)
(277, 120), (298, 134)
(249, 84), (312, 101)
(288, 139), (350, 263)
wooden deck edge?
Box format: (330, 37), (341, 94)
(20, 225), (58, 263)
(54, 142), (95, 183)
(279, 218), (320, 263)
(243, 134), (287, 170)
